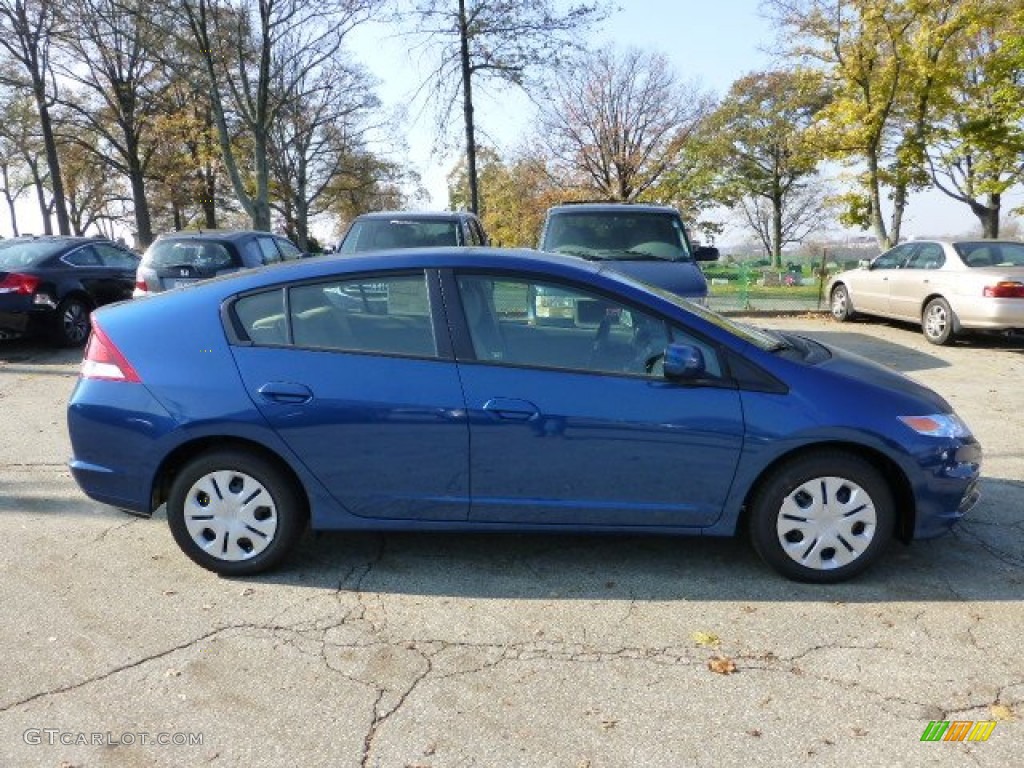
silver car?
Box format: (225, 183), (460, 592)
(828, 239), (1024, 344)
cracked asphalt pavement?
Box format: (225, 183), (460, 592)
(0, 315), (1021, 767)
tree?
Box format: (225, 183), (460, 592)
(268, 57), (379, 250)
(0, 88), (37, 235)
(537, 46), (715, 205)
(448, 145), (558, 246)
(399, 0), (606, 214)
(174, 0), (377, 231)
(0, 0), (71, 234)
(927, 1), (1024, 237)
(768, 0), (972, 249)
(705, 70), (833, 265)
(54, 0), (166, 246)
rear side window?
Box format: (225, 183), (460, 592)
(232, 274), (436, 358)
(275, 238), (303, 260)
(63, 247), (102, 267)
(256, 237), (283, 264)
(290, 275), (436, 356)
(144, 240), (236, 270)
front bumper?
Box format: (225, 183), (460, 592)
(912, 438), (983, 539)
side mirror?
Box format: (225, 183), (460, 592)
(663, 343), (706, 380)
(858, 259), (872, 269)
(694, 245), (719, 262)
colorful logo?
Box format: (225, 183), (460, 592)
(920, 721), (996, 742)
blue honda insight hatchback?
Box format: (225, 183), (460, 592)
(66, 249), (982, 582)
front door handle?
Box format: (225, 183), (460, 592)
(258, 382), (313, 404)
(482, 397), (539, 421)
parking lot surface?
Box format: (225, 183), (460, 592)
(0, 315), (1020, 767)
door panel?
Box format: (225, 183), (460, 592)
(458, 364), (744, 527)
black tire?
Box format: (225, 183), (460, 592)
(830, 284), (854, 321)
(922, 297), (955, 345)
(748, 451), (894, 583)
(167, 449), (307, 576)
(50, 296), (92, 347)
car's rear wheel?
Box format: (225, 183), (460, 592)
(830, 285), (854, 321)
(748, 452), (894, 583)
(50, 296), (92, 346)
(922, 297), (956, 345)
(167, 449), (306, 576)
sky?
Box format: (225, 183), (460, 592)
(346, 0), (1024, 244)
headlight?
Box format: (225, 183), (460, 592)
(898, 414), (972, 438)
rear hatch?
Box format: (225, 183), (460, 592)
(139, 239), (241, 293)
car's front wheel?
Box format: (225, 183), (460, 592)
(830, 284), (854, 321)
(748, 452), (895, 583)
(167, 449), (307, 576)
(922, 297), (956, 345)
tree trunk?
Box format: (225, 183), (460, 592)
(973, 192), (1000, 238)
(127, 153), (154, 247)
(3, 192), (18, 236)
(32, 74), (71, 236)
(458, 0), (479, 214)
(890, 183), (906, 247)
(771, 187), (783, 268)
(866, 151), (890, 250)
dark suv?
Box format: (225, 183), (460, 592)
(337, 211), (489, 253)
(134, 230), (304, 296)
(538, 203), (718, 302)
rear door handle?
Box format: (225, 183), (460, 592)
(258, 382), (313, 404)
(483, 397), (539, 421)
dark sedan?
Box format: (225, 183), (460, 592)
(0, 237), (139, 346)
(67, 248), (981, 582)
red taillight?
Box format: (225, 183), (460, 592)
(0, 272), (40, 295)
(134, 278), (148, 294)
(80, 323), (141, 383)
(983, 281), (1024, 298)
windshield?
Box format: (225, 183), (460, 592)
(342, 219), (460, 252)
(615, 271), (782, 351)
(954, 241), (1024, 267)
(544, 211), (693, 262)
(0, 241), (68, 270)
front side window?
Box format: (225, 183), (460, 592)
(94, 244), (139, 269)
(456, 274), (720, 377)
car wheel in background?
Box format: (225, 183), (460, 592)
(922, 297), (955, 345)
(829, 285), (854, 321)
(167, 449), (307, 576)
(748, 451), (895, 583)
(51, 296), (92, 347)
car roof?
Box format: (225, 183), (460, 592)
(153, 230), (285, 243)
(546, 202), (681, 215)
(351, 211), (478, 222)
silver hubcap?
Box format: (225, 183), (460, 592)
(924, 304), (947, 339)
(775, 476), (877, 571)
(63, 303), (89, 342)
(831, 290), (847, 318)
(183, 470), (278, 561)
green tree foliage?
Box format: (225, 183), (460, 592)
(768, 0), (974, 248)
(927, 0), (1024, 236)
(702, 70), (833, 265)
(448, 145), (558, 246)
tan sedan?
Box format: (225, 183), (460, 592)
(827, 239), (1024, 344)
